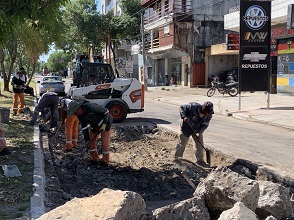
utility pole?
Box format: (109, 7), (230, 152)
(141, 11), (148, 91)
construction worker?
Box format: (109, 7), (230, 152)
(11, 67), (26, 115)
(175, 101), (214, 166)
(29, 91), (59, 128)
(60, 98), (79, 151)
(67, 98), (113, 166)
(0, 123), (11, 156)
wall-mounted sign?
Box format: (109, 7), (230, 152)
(226, 34), (239, 50)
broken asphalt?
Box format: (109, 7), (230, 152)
(30, 85), (294, 219)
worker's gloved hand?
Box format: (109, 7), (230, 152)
(183, 117), (189, 122)
(99, 124), (106, 131)
(195, 133), (200, 139)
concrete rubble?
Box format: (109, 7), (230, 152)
(37, 166), (293, 220)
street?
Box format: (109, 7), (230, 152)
(129, 94), (294, 181)
(34, 76), (294, 181)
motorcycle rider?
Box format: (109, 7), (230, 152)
(175, 101), (214, 166)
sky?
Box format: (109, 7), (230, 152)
(96, 0), (101, 12)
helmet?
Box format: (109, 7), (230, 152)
(202, 101), (214, 114)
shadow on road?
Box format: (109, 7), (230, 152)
(120, 117), (172, 125)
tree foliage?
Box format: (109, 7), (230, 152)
(0, 0), (69, 45)
(46, 51), (71, 73)
(0, 0), (68, 91)
(56, 0), (105, 54)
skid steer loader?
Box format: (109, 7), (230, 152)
(67, 45), (144, 123)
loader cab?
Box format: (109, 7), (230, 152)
(73, 55), (115, 87)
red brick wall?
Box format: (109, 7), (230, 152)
(159, 24), (174, 47)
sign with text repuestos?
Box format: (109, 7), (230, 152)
(239, 0), (271, 91)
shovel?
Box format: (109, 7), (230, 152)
(67, 131), (101, 172)
(23, 103), (32, 116)
(188, 122), (211, 165)
(67, 120), (103, 171)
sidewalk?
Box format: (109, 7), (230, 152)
(146, 86), (294, 131)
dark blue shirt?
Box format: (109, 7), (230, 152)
(179, 102), (212, 137)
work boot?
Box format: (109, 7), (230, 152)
(100, 154), (109, 167)
(72, 141), (78, 148)
(65, 143), (72, 151)
(99, 159), (109, 167)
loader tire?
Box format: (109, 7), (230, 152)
(106, 101), (128, 123)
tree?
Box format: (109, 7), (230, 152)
(56, 0), (105, 54)
(0, 0), (69, 45)
(46, 51), (71, 74)
(0, 0), (68, 90)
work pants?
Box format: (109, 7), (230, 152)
(13, 93), (24, 114)
(89, 129), (111, 164)
(175, 131), (204, 163)
(64, 115), (79, 150)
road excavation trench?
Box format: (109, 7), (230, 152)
(42, 124), (210, 212)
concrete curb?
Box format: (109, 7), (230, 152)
(30, 125), (46, 219)
(30, 97), (46, 219)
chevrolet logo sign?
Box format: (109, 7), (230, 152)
(243, 52), (267, 62)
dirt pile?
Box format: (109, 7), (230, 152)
(42, 124), (209, 212)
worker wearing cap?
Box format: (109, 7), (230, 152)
(29, 91), (59, 128)
(175, 101), (214, 166)
(67, 98), (113, 166)
(11, 67), (27, 115)
(60, 98), (79, 151)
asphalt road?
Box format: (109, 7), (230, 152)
(128, 97), (294, 181)
(33, 76), (293, 181)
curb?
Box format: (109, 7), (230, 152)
(30, 124), (46, 219)
(30, 97), (46, 219)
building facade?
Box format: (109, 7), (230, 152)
(141, 0), (239, 87)
(224, 0), (294, 95)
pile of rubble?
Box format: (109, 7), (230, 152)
(38, 166), (294, 220)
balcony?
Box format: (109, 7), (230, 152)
(143, 0), (192, 29)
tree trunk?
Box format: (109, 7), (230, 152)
(110, 43), (119, 78)
(4, 45), (17, 92)
(27, 62), (36, 85)
(0, 47), (9, 92)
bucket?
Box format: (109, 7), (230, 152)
(0, 108), (10, 124)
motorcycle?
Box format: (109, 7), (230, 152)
(207, 77), (238, 97)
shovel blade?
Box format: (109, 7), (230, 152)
(23, 107), (32, 116)
(206, 149), (211, 165)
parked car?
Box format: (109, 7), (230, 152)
(38, 76), (65, 96)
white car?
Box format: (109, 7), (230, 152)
(38, 76), (65, 96)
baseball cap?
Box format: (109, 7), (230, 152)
(202, 101), (214, 114)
